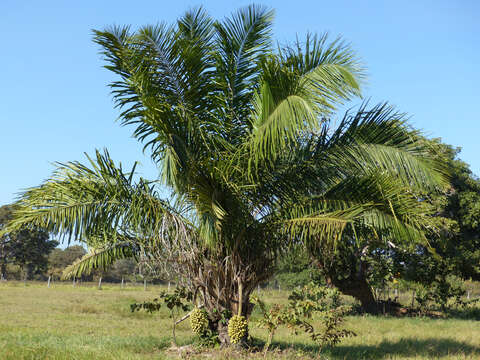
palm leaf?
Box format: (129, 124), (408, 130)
(6, 150), (192, 245)
(214, 5), (274, 123)
(242, 34), (365, 169)
(62, 241), (135, 279)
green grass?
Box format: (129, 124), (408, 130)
(0, 281), (479, 359)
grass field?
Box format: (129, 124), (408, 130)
(0, 281), (479, 359)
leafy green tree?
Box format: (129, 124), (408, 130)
(397, 140), (480, 307)
(313, 139), (479, 312)
(440, 141), (480, 280)
(4, 6), (447, 343)
(312, 235), (388, 312)
(12, 229), (58, 281)
(275, 244), (321, 289)
(0, 205), (15, 278)
(0, 205), (57, 280)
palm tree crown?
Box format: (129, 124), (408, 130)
(4, 5), (448, 342)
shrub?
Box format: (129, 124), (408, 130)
(130, 287), (192, 345)
(252, 283), (356, 353)
(415, 275), (466, 313)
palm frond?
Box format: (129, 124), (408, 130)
(62, 241), (135, 279)
(280, 33), (365, 109)
(6, 150), (192, 244)
(94, 21), (224, 190)
(319, 103), (450, 190)
(242, 34), (364, 169)
(276, 202), (365, 243)
(214, 4), (274, 124)
(248, 82), (317, 165)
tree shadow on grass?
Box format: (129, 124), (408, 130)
(331, 338), (480, 359)
(446, 307), (480, 320)
(272, 338), (480, 359)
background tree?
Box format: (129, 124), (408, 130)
(0, 205), (15, 278)
(4, 5), (448, 344)
(103, 258), (137, 283)
(309, 138), (479, 312)
(48, 245), (87, 279)
(0, 205), (57, 280)
(438, 140), (480, 280)
(397, 139), (480, 308)
(275, 244), (321, 289)
(312, 234), (388, 312)
(12, 228), (58, 281)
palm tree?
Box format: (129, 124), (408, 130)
(5, 6), (447, 343)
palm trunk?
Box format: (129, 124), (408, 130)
(216, 320), (230, 345)
(165, 235), (275, 346)
(203, 279), (255, 346)
(189, 253), (269, 346)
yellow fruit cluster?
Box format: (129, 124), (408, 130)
(227, 315), (248, 344)
(190, 308), (209, 335)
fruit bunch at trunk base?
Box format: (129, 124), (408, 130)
(190, 307), (209, 335)
(228, 315), (248, 344)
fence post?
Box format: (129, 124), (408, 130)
(121, 277), (124, 289)
(73, 276), (76, 287)
(168, 281), (171, 292)
(144, 279), (147, 291)
(98, 277), (102, 290)
(411, 290), (416, 308)
(47, 276), (51, 288)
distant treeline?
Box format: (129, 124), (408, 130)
(1, 204), (147, 282)
(2, 244), (144, 283)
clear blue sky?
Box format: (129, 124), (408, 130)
(1, 0), (479, 208)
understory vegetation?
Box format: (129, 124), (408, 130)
(1, 282), (480, 360)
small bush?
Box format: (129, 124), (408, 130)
(415, 275), (466, 313)
(252, 283), (356, 353)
